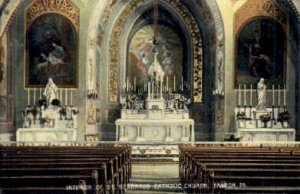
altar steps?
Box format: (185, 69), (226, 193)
(126, 163), (185, 194)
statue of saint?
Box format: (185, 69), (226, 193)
(43, 78), (58, 106)
(257, 78), (266, 110)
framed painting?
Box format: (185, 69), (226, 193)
(26, 13), (78, 87)
(235, 18), (285, 87)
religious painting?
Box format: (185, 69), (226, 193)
(0, 34), (7, 96)
(128, 25), (183, 92)
(236, 18), (285, 87)
(26, 14), (77, 87)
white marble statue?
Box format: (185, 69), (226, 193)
(43, 78), (58, 106)
(257, 78), (266, 110)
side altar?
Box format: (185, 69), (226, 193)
(235, 78), (295, 142)
(116, 52), (194, 143)
(17, 78), (78, 144)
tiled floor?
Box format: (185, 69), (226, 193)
(126, 163), (186, 194)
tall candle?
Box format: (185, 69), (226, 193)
(28, 88), (30, 106)
(181, 76), (184, 91)
(39, 87), (42, 99)
(60, 88), (62, 102)
(272, 85), (274, 106)
(33, 88), (36, 105)
(134, 76), (136, 92)
(126, 77), (129, 92)
(244, 84), (246, 106)
(65, 88), (67, 105)
(250, 84), (252, 106)
(284, 85), (286, 106)
(174, 76), (176, 92)
(166, 76), (169, 92)
(278, 85), (280, 106)
(71, 90), (73, 106)
(238, 84), (241, 106)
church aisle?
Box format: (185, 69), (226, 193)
(126, 163), (186, 194)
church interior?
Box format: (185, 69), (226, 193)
(1, 0), (300, 193)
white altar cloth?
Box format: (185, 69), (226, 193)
(116, 119), (194, 142)
(237, 128), (295, 142)
(17, 128), (77, 143)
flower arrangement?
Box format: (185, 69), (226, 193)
(277, 111), (291, 122)
(236, 111), (251, 120)
(259, 113), (271, 122)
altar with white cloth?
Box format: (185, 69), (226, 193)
(17, 78), (78, 144)
(116, 51), (194, 143)
(17, 127), (77, 143)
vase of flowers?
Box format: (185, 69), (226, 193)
(259, 113), (271, 128)
(277, 111), (291, 128)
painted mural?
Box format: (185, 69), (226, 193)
(236, 18), (285, 87)
(0, 34), (7, 96)
(26, 14), (77, 87)
(128, 25), (183, 92)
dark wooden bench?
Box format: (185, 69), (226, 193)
(0, 145), (131, 194)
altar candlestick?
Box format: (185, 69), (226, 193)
(174, 76), (176, 92)
(278, 85), (280, 106)
(238, 84), (241, 106)
(244, 84), (246, 106)
(39, 87), (42, 99)
(284, 85), (286, 106)
(250, 84), (253, 106)
(272, 85), (275, 106)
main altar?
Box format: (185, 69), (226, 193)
(17, 79), (78, 145)
(116, 52), (194, 143)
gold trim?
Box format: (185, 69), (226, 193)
(108, 0), (203, 103)
(25, 0), (79, 31)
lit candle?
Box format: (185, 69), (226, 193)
(238, 84), (241, 106)
(284, 85), (286, 106)
(278, 85), (280, 106)
(244, 84), (246, 106)
(250, 84), (252, 106)
(272, 85), (274, 106)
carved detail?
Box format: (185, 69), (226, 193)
(235, 0), (288, 35)
(25, 0), (79, 31)
(102, 0), (118, 24)
(109, 0), (203, 103)
(164, 0), (203, 103)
